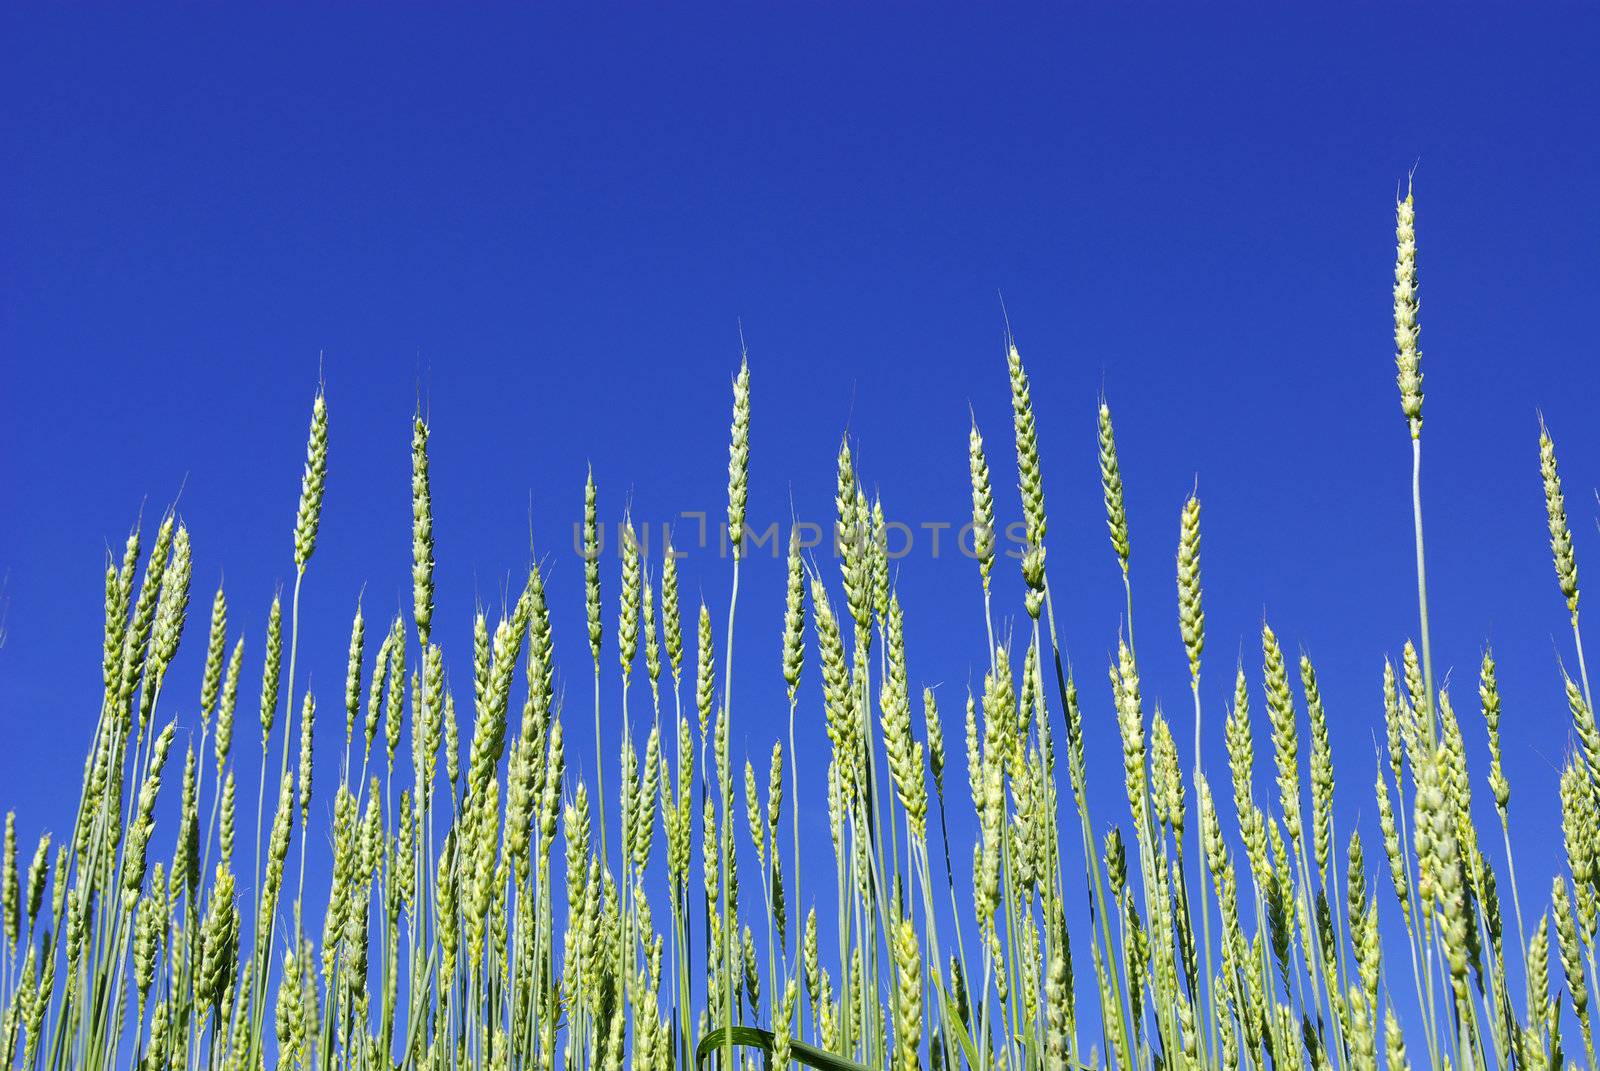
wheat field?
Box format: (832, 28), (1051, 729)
(0, 187), (1591, 1071)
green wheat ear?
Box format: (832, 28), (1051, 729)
(1394, 183), (1423, 435)
(1098, 401), (1129, 572)
(411, 412), (434, 644)
(292, 389), (328, 572)
(583, 468), (601, 661)
(342, 601), (364, 747)
(618, 514), (641, 680)
(727, 355), (751, 557)
(662, 536), (683, 685)
(1540, 421), (1580, 615)
(199, 584), (227, 725)
(1007, 343), (1045, 547)
(1177, 493), (1204, 680)
(1006, 344), (1048, 620)
(696, 600), (715, 738)
(922, 687), (945, 799)
(1, 813), (15, 946)
(968, 420), (996, 590)
(891, 913), (922, 1071)
(641, 561), (662, 708)
(783, 526), (804, 698)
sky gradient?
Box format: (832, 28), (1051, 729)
(2, 2), (1598, 1048)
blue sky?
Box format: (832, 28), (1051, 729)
(2, 1), (1597, 1049)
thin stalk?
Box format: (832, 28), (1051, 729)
(1410, 437), (1437, 745)
(593, 665), (607, 876)
(719, 552), (741, 1071)
(1574, 614), (1595, 728)
(1498, 817), (1529, 1012)
(1191, 680), (1217, 1070)
(787, 693), (802, 975)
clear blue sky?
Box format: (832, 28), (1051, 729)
(2, 1), (1597, 1047)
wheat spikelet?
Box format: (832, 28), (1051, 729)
(411, 414), (434, 643)
(618, 516), (641, 680)
(123, 722), (176, 908)
(1007, 343), (1045, 550)
(892, 913), (921, 1071)
(1566, 674), (1600, 779)
(119, 514), (173, 726)
(773, 976), (796, 1071)
(1394, 184), (1423, 434)
(662, 538), (683, 687)
(580, 469), (602, 667)
(782, 526), (804, 698)
(0, 814), (14, 948)
(726, 356), (750, 557)
(765, 741), (783, 840)
(258, 595), (284, 744)
(969, 420), (996, 590)
(383, 623), (405, 764)
(297, 693), (315, 822)
(695, 600), (715, 739)
(880, 595), (926, 838)
(869, 496), (889, 629)
(1150, 712), (1179, 835)
(922, 687), (945, 802)
(1177, 494), (1204, 681)
(1540, 422), (1580, 615)
(1478, 650), (1510, 814)
(292, 390), (328, 572)
(21, 833), (47, 936)
(343, 602), (364, 748)
(1261, 624), (1302, 844)
(1098, 402), (1130, 572)
(200, 585), (227, 724)
(198, 862), (239, 1014)
(1302, 656), (1334, 880)
(642, 560), (661, 704)
(174, 745), (199, 894)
